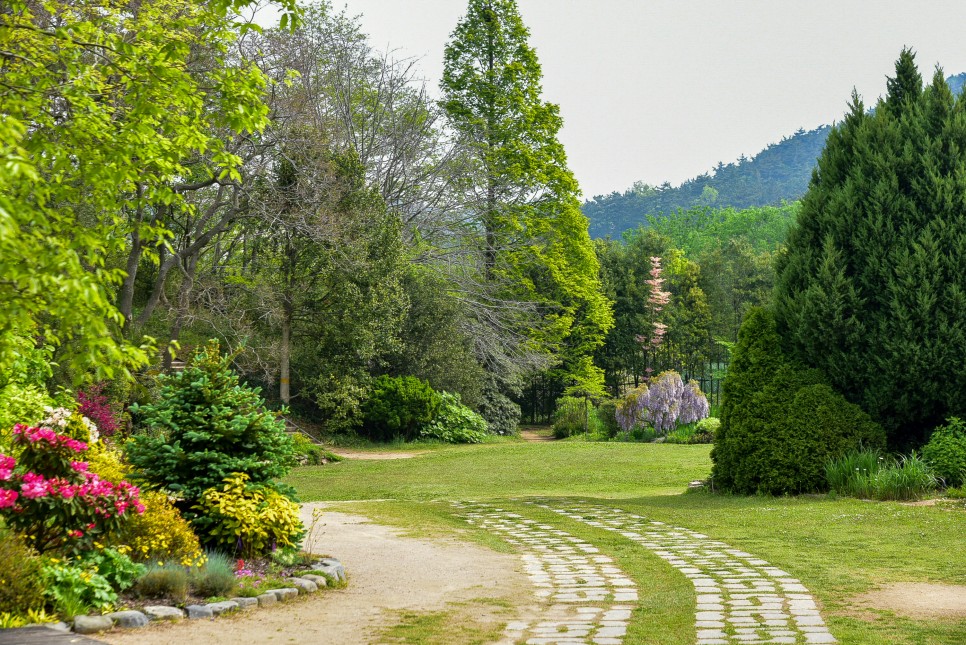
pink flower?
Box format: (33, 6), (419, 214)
(70, 461), (89, 473)
(20, 472), (51, 499)
(0, 489), (18, 509)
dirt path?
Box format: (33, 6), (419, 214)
(101, 507), (531, 645)
(519, 427), (555, 442)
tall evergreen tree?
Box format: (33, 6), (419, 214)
(441, 0), (612, 396)
(774, 49), (966, 446)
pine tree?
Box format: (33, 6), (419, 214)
(774, 49), (966, 446)
(442, 0), (612, 395)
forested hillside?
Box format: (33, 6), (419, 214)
(583, 126), (829, 238)
(586, 72), (966, 240)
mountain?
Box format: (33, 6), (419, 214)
(583, 125), (829, 239)
(585, 73), (966, 240)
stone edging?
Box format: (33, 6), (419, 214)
(58, 558), (346, 636)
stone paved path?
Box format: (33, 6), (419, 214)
(457, 499), (838, 645)
(456, 501), (636, 644)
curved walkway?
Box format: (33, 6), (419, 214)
(458, 499), (837, 645)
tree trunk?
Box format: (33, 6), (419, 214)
(280, 303), (292, 405)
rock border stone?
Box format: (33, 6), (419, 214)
(63, 557), (345, 636)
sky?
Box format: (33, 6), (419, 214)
(281, 1), (966, 199)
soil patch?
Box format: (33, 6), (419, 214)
(100, 507), (531, 645)
(852, 582), (966, 619)
(519, 427), (555, 443)
(331, 449), (428, 460)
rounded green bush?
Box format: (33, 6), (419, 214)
(420, 392), (489, 443)
(922, 417), (966, 488)
(712, 308), (886, 495)
(361, 375), (442, 442)
(552, 396), (587, 439)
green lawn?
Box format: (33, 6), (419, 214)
(287, 441), (966, 644)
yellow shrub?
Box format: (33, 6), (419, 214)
(121, 491), (205, 567)
(85, 444), (130, 483)
(194, 473), (304, 559)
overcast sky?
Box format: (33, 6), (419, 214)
(313, 1), (966, 199)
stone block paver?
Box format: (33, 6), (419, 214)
(455, 501), (636, 644)
(533, 500), (837, 644)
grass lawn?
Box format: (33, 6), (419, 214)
(287, 441), (966, 644)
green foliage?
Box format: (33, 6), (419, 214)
(826, 450), (937, 501)
(188, 551), (237, 598)
(80, 548), (144, 594)
(477, 375), (521, 436)
(649, 204), (799, 257)
(0, 385), (51, 448)
(0, 526), (45, 615)
(133, 565), (189, 602)
(712, 308), (886, 494)
(41, 559), (117, 616)
(420, 392), (489, 444)
(290, 433), (342, 466)
(127, 340), (296, 508)
(121, 490), (205, 567)
(361, 375), (442, 442)
(192, 473), (304, 559)
(922, 418), (966, 488)
(597, 399), (620, 438)
(0, 0), (290, 380)
(693, 417), (721, 443)
(552, 396), (589, 439)
(441, 0), (612, 388)
(774, 50), (966, 446)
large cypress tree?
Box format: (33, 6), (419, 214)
(441, 1), (612, 393)
(774, 49), (966, 446)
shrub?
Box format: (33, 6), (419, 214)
(121, 490), (205, 567)
(712, 308), (886, 495)
(81, 547), (144, 593)
(76, 384), (122, 439)
(0, 423), (143, 555)
(826, 450), (938, 501)
(0, 384), (51, 446)
(85, 444), (130, 483)
(41, 559), (117, 616)
(420, 392), (488, 444)
(126, 340), (296, 511)
(616, 371), (709, 436)
(361, 375), (442, 442)
(597, 399), (620, 438)
(477, 375), (521, 436)
(133, 565), (189, 602)
(693, 417), (720, 443)
(290, 433), (342, 466)
(189, 551), (237, 598)
(192, 473), (304, 559)
(552, 396), (588, 439)
(0, 526), (45, 615)
(922, 418), (966, 488)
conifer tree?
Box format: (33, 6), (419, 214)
(774, 49), (966, 446)
(441, 0), (612, 396)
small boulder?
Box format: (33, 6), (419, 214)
(269, 588), (299, 602)
(106, 610), (149, 629)
(206, 601), (239, 616)
(256, 593), (278, 607)
(73, 615), (113, 634)
(186, 604), (213, 620)
(285, 577), (319, 594)
(143, 605), (184, 622)
(315, 558), (346, 583)
(231, 597), (259, 609)
(299, 574), (328, 587)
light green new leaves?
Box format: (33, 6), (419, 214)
(0, 1), (278, 380)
